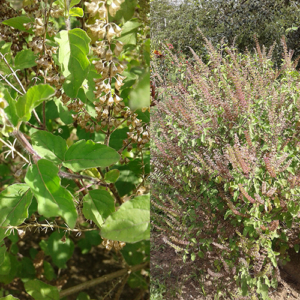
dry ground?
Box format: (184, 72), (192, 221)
(151, 231), (300, 300)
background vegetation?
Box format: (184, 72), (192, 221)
(150, 1), (300, 299)
(151, 0), (300, 66)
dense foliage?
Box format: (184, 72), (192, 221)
(151, 33), (300, 299)
(0, 0), (150, 299)
(151, 0), (300, 66)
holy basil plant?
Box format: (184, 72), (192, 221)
(0, 0), (149, 298)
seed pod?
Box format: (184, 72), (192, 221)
(107, 96), (114, 107)
(109, 1), (120, 17)
(98, 3), (107, 18)
(84, 1), (99, 17)
(106, 48), (113, 61)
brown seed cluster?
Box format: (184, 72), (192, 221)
(62, 0), (150, 163)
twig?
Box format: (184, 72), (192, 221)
(58, 171), (111, 187)
(59, 262), (149, 298)
(97, 167), (123, 205)
(1, 222), (98, 233)
(133, 289), (146, 300)
(0, 73), (23, 95)
(25, 122), (45, 130)
(113, 273), (130, 300)
(0, 137), (30, 164)
(0, 53), (26, 94)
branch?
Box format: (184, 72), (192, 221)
(1, 222), (98, 234)
(0, 52), (26, 94)
(58, 171), (112, 187)
(0, 73), (24, 95)
(0, 136), (30, 164)
(59, 262), (149, 298)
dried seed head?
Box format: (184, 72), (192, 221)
(106, 48), (113, 61)
(107, 96), (114, 107)
(109, 1), (120, 17)
(84, 1), (99, 17)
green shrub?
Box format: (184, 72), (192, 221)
(151, 33), (300, 299)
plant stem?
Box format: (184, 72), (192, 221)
(59, 262), (149, 298)
(65, 0), (71, 30)
(0, 73), (23, 95)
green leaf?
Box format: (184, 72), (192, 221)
(82, 64), (102, 102)
(121, 241), (149, 266)
(113, 159), (145, 196)
(19, 257), (36, 279)
(114, 0), (137, 21)
(104, 169), (120, 183)
(2, 16), (33, 33)
(2, 88), (18, 127)
(69, 7), (83, 17)
(101, 194), (150, 243)
(14, 49), (37, 70)
(121, 20), (142, 35)
(0, 184), (33, 241)
(78, 230), (102, 254)
(0, 254), (20, 284)
(43, 261), (56, 281)
(117, 21), (141, 46)
(0, 42), (13, 75)
(31, 130), (68, 164)
(109, 127), (129, 150)
(70, 0), (81, 7)
(46, 231), (74, 268)
(0, 296), (20, 300)
(63, 140), (120, 172)
(55, 29), (91, 98)
(25, 159), (77, 228)
(82, 190), (115, 227)
(24, 279), (60, 300)
(53, 97), (74, 124)
(16, 84), (55, 123)
(256, 280), (269, 299)
(128, 71), (150, 110)
(76, 292), (91, 300)
(0, 255), (11, 275)
(127, 271), (148, 289)
(53, 0), (65, 8)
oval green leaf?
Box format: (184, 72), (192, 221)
(101, 194), (150, 243)
(46, 231), (75, 269)
(0, 184), (33, 241)
(2, 16), (34, 33)
(55, 29), (91, 98)
(63, 140), (120, 172)
(104, 169), (120, 183)
(16, 84), (55, 123)
(24, 279), (59, 300)
(82, 190), (115, 227)
(31, 130), (68, 164)
(24, 159), (77, 228)
(14, 49), (37, 70)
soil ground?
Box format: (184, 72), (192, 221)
(0, 228), (149, 300)
(151, 231), (300, 300)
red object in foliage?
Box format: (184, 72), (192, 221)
(167, 43), (174, 50)
(153, 50), (165, 58)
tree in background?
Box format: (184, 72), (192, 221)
(151, 0), (300, 66)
